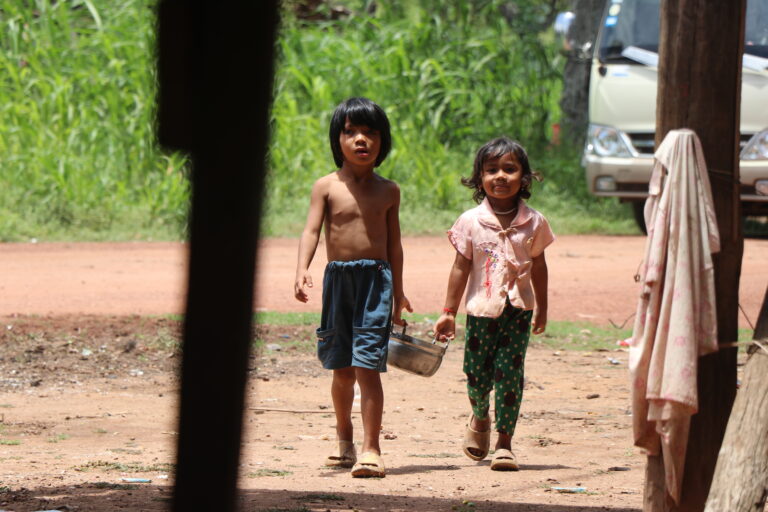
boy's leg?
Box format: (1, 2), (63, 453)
(354, 366), (383, 455)
(331, 367), (357, 442)
(346, 260), (390, 476)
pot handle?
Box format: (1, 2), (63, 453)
(426, 329), (448, 346)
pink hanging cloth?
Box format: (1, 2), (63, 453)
(629, 129), (720, 503)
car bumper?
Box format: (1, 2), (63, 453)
(584, 155), (768, 205)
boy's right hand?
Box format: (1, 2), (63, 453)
(433, 313), (456, 342)
(294, 271), (313, 303)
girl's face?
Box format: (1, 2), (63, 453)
(339, 118), (381, 167)
(481, 152), (523, 201)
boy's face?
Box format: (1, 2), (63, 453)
(481, 152), (523, 201)
(339, 118), (381, 167)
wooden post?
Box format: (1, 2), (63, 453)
(157, 3), (280, 511)
(648, 1), (746, 510)
(559, 0), (604, 145)
(704, 287), (768, 512)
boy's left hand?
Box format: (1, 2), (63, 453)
(392, 295), (413, 326)
(532, 309), (547, 335)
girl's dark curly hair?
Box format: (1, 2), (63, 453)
(461, 136), (540, 204)
(329, 97), (391, 168)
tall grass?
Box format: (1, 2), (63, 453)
(0, 1), (635, 241)
(266, 1), (635, 236)
(0, 0), (188, 241)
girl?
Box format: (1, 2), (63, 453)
(433, 137), (554, 471)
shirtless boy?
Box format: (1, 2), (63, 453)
(294, 97), (411, 478)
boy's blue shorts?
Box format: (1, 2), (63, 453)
(316, 259), (393, 372)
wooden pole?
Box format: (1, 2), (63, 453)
(648, 1), (746, 510)
(704, 287), (768, 512)
(157, 2), (280, 510)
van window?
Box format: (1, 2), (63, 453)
(746, 0), (768, 57)
(598, 0), (768, 62)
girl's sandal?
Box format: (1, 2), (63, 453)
(325, 440), (357, 469)
(462, 414), (491, 461)
(490, 448), (519, 471)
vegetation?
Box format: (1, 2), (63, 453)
(248, 468), (294, 477)
(267, 0), (635, 236)
(73, 460), (174, 472)
(0, 0), (635, 242)
(0, 0), (188, 241)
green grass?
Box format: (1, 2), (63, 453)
(252, 311), (631, 351)
(251, 311), (763, 353)
(254, 311), (320, 326)
(409, 452), (461, 458)
(73, 460), (174, 473)
(265, 2), (632, 237)
(0, 0), (189, 242)
(0, 439), (21, 446)
(91, 482), (138, 490)
(140, 327), (181, 352)
(0, 0), (636, 242)
(247, 468), (293, 477)
(535, 321), (632, 351)
(295, 493), (344, 501)
(253, 311), (441, 326)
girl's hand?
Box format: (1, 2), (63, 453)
(433, 313), (456, 342)
(294, 271), (313, 303)
(532, 309), (547, 334)
(393, 295), (413, 326)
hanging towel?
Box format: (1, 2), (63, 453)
(629, 129), (720, 503)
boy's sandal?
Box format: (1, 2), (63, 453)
(490, 448), (519, 471)
(325, 440), (357, 469)
(462, 414), (491, 461)
(350, 451), (386, 478)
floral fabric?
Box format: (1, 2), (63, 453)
(448, 198), (554, 317)
(629, 129), (720, 503)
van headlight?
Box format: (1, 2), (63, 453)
(585, 124), (635, 158)
(741, 129), (768, 160)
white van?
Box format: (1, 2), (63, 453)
(582, 0), (768, 230)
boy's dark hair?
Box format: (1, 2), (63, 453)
(461, 136), (539, 204)
(329, 97), (392, 168)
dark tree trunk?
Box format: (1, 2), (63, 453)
(558, 0), (604, 145)
(704, 287), (768, 512)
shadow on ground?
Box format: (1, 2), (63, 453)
(1, 485), (641, 511)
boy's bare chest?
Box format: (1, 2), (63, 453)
(326, 183), (391, 220)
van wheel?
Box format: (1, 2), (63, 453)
(631, 201), (647, 234)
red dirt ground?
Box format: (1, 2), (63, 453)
(1, 235), (766, 326)
(0, 236), (765, 511)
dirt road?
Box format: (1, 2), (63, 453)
(1, 235), (766, 326)
(0, 236), (765, 511)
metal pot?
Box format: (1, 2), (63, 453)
(387, 324), (448, 377)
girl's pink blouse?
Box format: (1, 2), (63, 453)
(448, 198), (554, 317)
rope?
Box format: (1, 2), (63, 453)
(738, 303), (755, 330)
(707, 168), (741, 185)
(718, 339), (768, 356)
(751, 339), (768, 356)
(609, 312), (636, 330)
